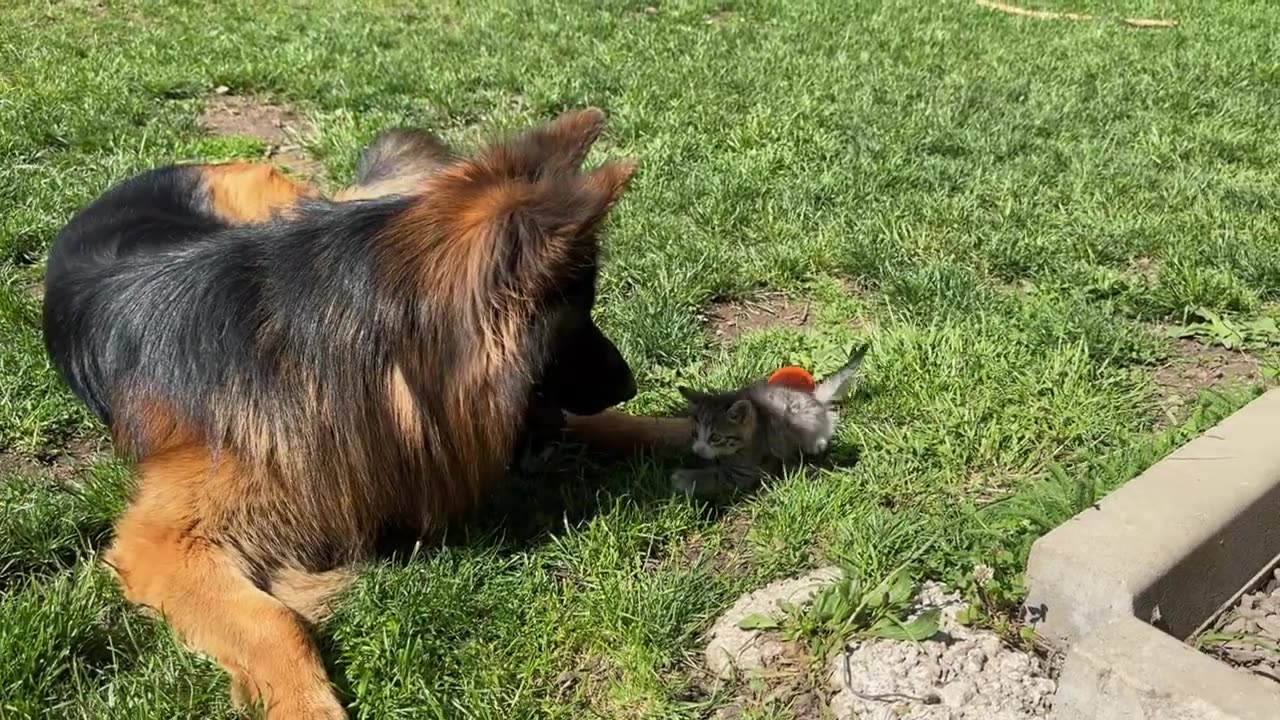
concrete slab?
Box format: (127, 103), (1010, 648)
(1022, 388), (1280, 719)
(1050, 616), (1280, 720)
(1024, 387), (1280, 645)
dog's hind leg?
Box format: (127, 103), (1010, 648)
(104, 450), (346, 720)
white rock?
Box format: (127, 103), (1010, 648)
(939, 679), (976, 707)
(824, 582), (1054, 720)
(1258, 614), (1280, 639)
(702, 566), (840, 679)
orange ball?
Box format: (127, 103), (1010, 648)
(767, 366), (816, 393)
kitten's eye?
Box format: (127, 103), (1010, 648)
(709, 433), (723, 443)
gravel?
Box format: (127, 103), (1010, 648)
(702, 569), (1058, 719)
(1198, 568), (1280, 686)
(827, 583), (1056, 720)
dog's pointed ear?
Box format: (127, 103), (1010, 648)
(392, 112), (633, 296)
(518, 108), (608, 176)
(572, 158), (636, 233)
(482, 108), (608, 180)
(499, 159), (636, 284)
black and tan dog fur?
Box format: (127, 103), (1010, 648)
(41, 109), (687, 718)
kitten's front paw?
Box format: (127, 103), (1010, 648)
(671, 468), (700, 497)
(804, 438), (829, 456)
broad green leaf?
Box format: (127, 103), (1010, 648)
(865, 609), (941, 641)
(738, 613), (781, 631)
(812, 586), (842, 623)
(886, 572), (915, 607)
(954, 604), (981, 626)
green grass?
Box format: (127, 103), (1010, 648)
(2, 0), (1279, 716)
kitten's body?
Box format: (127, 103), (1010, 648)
(673, 347), (867, 497)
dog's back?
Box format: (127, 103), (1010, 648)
(42, 163), (317, 427)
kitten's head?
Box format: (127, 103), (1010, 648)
(678, 387), (757, 460)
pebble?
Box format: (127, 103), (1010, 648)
(1256, 615), (1280, 638)
(1195, 570), (1280, 686)
(828, 582), (1055, 719)
(939, 680), (976, 707)
(1223, 617), (1254, 634)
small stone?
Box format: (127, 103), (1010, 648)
(213, 85), (230, 95)
(1257, 615), (1280, 639)
(1253, 664), (1280, 683)
(980, 635), (1002, 658)
(1033, 677), (1057, 698)
(938, 679), (976, 708)
(910, 658), (941, 684)
(1238, 601), (1265, 621)
(902, 645), (920, 666)
(1223, 646), (1267, 664)
(1223, 617), (1255, 635)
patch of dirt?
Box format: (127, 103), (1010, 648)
(706, 9), (736, 25)
(701, 568), (836, 719)
(199, 93), (326, 183)
(703, 567), (840, 681)
(624, 6), (660, 19)
(706, 292), (815, 341)
(0, 435), (109, 487)
(1126, 256), (1161, 285)
(1195, 566), (1280, 687)
(1153, 337), (1263, 426)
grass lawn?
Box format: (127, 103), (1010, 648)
(2, 0), (1279, 717)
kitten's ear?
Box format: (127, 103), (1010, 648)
(677, 386), (701, 402)
(727, 399), (752, 423)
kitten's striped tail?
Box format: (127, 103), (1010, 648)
(813, 345), (868, 406)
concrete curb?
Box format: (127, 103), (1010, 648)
(1052, 616), (1280, 720)
(1022, 387), (1280, 718)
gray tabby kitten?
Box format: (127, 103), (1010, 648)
(672, 347), (867, 497)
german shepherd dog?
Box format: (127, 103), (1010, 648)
(41, 109), (659, 718)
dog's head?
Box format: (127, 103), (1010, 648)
(387, 109), (637, 418)
(538, 266), (636, 416)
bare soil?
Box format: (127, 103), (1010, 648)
(1, 435), (108, 486)
(705, 292), (815, 341)
(199, 93), (325, 183)
(1153, 337), (1262, 425)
